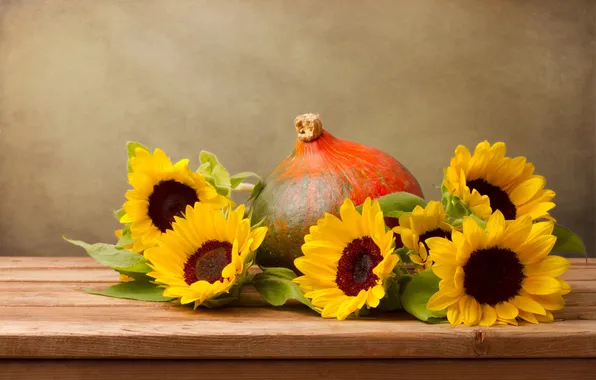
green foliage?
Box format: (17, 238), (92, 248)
(443, 194), (471, 220)
(253, 267), (313, 308)
(198, 150), (232, 196)
(83, 281), (173, 302)
(552, 224), (587, 256)
(230, 172), (261, 189)
(355, 192), (427, 215)
(198, 151), (261, 197)
(113, 208), (126, 221)
(248, 181), (265, 202)
(400, 268), (447, 322)
(126, 141), (149, 173)
(115, 226), (134, 248)
(377, 276), (403, 311)
(63, 237), (151, 280)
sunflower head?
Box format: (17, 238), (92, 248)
(444, 141), (556, 222)
(145, 202), (267, 308)
(292, 198), (399, 320)
(393, 201), (453, 272)
(119, 148), (231, 253)
(426, 211), (570, 326)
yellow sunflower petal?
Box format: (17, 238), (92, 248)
(447, 304), (464, 326)
(535, 311), (555, 323)
(509, 177), (545, 205)
(524, 256), (570, 277)
(339, 198), (363, 238)
(522, 276), (562, 295)
(460, 295), (482, 326)
(425, 237), (457, 264)
(463, 217), (487, 250)
(495, 301), (519, 320)
(510, 295), (546, 315)
(432, 265), (456, 279)
(518, 310), (539, 324)
(249, 226), (268, 251)
(479, 304), (497, 327)
(486, 211), (505, 247)
(427, 291), (459, 311)
(501, 215), (533, 249)
(557, 279), (572, 295)
(320, 297), (347, 319)
(294, 258), (336, 281)
(527, 293), (565, 311)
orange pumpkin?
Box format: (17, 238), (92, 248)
(251, 113), (423, 272)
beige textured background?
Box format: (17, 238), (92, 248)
(0, 0), (594, 257)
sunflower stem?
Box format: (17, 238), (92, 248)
(233, 183), (256, 192)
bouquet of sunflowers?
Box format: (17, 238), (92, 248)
(65, 113), (585, 327)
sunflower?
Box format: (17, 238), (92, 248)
(393, 201), (453, 272)
(444, 141), (555, 221)
(119, 148), (230, 253)
(426, 211), (570, 326)
(145, 202), (267, 308)
(292, 198), (398, 320)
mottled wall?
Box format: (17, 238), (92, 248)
(0, 0), (594, 256)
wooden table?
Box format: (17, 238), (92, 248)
(0, 257), (594, 380)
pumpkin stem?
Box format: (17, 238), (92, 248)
(294, 113), (323, 142)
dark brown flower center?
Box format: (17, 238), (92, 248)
(183, 240), (232, 285)
(463, 247), (525, 306)
(467, 178), (516, 220)
(383, 217), (404, 249)
(336, 236), (383, 296)
(148, 180), (199, 232)
(418, 228), (451, 252)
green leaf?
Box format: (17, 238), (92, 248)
(201, 278), (249, 308)
(426, 317), (449, 324)
(377, 276), (403, 311)
(395, 246), (412, 264)
(203, 173), (232, 197)
(114, 208), (126, 221)
(253, 270), (312, 309)
(444, 195), (471, 219)
(259, 266), (297, 281)
(250, 216), (266, 231)
(115, 226), (134, 248)
(355, 192), (427, 215)
(63, 238), (151, 274)
(83, 281), (173, 302)
(126, 141), (149, 173)
(400, 268), (447, 322)
(230, 172), (261, 189)
(248, 180), (264, 202)
(386, 210), (407, 218)
(552, 224), (587, 256)
(197, 150), (234, 197)
(201, 295), (239, 308)
(199, 151), (231, 183)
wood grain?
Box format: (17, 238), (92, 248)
(1, 359), (595, 380)
(0, 257), (595, 359)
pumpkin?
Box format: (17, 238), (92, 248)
(251, 113), (424, 272)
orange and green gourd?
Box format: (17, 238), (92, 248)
(251, 113), (424, 273)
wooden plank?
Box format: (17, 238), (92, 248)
(0, 257), (594, 359)
(0, 281), (592, 311)
(1, 306), (596, 358)
(0, 283), (266, 308)
(0, 359), (595, 380)
(0, 259), (593, 283)
(0, 268), (119, 282)
(0, 257), (104, 269)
